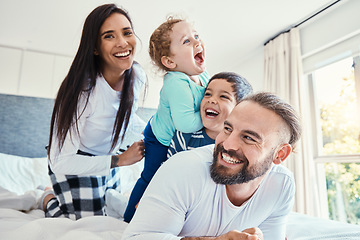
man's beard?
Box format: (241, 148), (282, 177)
(210, 143), (273, 185)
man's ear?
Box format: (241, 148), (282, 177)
(273, 144), (292, 165)
(161, 56), (176, 69)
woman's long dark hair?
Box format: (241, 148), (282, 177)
(48, 4), (137, 155)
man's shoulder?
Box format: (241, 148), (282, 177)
(157, 145), (215, 189)
(270, 164), (294, 179)
(169, 143), (214, 158)
(266, 164), (295, 192)
(182, 144), (214, 161)
(166, 144), (215, 169)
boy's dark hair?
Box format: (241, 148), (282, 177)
(208, 72), (253, 103)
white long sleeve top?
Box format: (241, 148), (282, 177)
(122, 144), (295, 240)
(49, 64), (146, 176)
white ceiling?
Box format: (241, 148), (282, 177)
(0, 0), (335, 76)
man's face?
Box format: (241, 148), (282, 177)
(210, 143), (274, 184)
(210, 100), (284, 185)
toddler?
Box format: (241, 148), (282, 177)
(124, 17), (209, 222)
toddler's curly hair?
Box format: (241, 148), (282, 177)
(149, 17), (183, 71)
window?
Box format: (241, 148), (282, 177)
(309, 55), (360, 224)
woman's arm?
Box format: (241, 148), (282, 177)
(111, 140), (144, 167)
(49, 93), (111, 176)
(48, 116), (112, 176)
(50, 65), (147, 176)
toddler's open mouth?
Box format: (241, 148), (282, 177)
(194, 51), (204, 63)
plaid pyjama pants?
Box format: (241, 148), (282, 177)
(45, 165), (121, 220)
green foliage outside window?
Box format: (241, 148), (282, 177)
(319, 68), (360, 224)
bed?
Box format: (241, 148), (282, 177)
(0, 93), (359, 239)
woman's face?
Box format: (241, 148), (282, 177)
(201, 79), (237, 139)
(95, 13), (136, 76)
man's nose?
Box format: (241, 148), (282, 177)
(222, 133), (240, 151)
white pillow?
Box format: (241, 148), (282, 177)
(0, 153), (51, 195)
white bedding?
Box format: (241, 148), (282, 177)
(286, 212), (360, 239)
(0, 152), (141, 239)
(0, 152), (359, 240)
(0, 208), (128, 239)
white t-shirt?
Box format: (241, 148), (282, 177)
(49, 64), (146, 176)
(122, 144), (295, 240)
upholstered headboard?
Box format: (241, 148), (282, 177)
(0, 94), (155, 158)
(0, 94), (54, 157)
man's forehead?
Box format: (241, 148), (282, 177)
(233, 100), (258, 114)
(226, 101), (285, 144)
(228, 100), (280, 128)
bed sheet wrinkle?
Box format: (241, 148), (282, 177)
(0, 187), (42, 211)
(0, 208), (128, 240)
(286, 212), (360, 240)
(0, 153), (51, 195)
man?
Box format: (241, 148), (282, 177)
(122, 92), (301, 240)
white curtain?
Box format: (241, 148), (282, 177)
(264, 28), (323, 218)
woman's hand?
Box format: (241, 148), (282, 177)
(113, 140), (145, 167)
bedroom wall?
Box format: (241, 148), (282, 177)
(0, 46), (73, 99)
(229, 0), (360, 86)
(0, 40), (264, 106)
(226, 47), (265, 92)
(0, 1), (358, 108)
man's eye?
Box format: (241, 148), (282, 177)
(224, 126), (232, 133)
(244, 136), (255, 142)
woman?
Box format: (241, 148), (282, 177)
(42, 4), (146, 220)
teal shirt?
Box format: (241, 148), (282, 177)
(151, 71), (210, 146)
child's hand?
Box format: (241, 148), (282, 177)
(116, 140), (145, 166)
